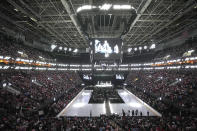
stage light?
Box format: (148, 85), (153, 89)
(17, 51), (24, 55)
(4, 56), (11, 60)
(3, 66), (10, 69)
(128, 48), (132, 52)
(188, 49), (194, 53)
(73, 49), (78, 53)
(64, 47), (67, 51)
(69, 48), (72, 51)
(165, 55), (170, 58)
(134, 48), (137, 51)
(39, 56), (43, 59)
(139, 47), (142, 50)
(100, 4), (112, 10)
(113, 5), (132, 10)
(59, 46), (63, 50)
(14, 8), (18, 12)
(3, 83), (7, 87)
(144, 46), (147, 49)
(150, 44), (156, 49)
(51, 44), (57, 50)
(77, 5), (92, 12)
(30, 17), (37, 22)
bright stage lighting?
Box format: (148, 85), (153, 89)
(150, 44), (156, 49)
(51, 44), (57, 51)
(73, 49), (78, 53)
(77, 5), (93, 12)
(128, 48), (132, 52)
(100, 4), (112, 10)
(59, 46), (63, 50)
(113, 5), (132, 10)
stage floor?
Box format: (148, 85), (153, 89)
(109, 89), (161, 116)
(57, 89), (161, 117)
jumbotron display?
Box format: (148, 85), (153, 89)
(91, 38), (123, 61)
(83, 74), (92, 80)
(116, 74), (124, 80)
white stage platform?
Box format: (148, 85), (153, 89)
(109, 89), (161, 116)
(57, 89), (161, 117)
(57, 90), (106, 117)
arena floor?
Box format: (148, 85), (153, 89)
(57, 89), (161, 117)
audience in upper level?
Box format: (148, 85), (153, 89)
(0, 33), (52, 61)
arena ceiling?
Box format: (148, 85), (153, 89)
(0, 0), (197, 48)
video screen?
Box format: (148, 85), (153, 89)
(96, 81), (112, 87)
(92, 38), (122, 60)
(83, 74), (92, 80)
(116, 74), (124, 80)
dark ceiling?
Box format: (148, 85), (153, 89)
(0, 0), (197, 49)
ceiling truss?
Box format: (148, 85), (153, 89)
(0, 0), (196, 48)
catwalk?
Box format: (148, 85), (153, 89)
(57, 88), (161, 117)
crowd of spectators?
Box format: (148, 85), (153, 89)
(0, 33), (52, 61)
(1, 33), (197, 130)
(0, 69), (83, 130)
(1, 69), (197, 130)
(124, 69), (197, 130)
(126, 70), (197, 110)
(49, 87), (82, 115)
(1, 70), (82, 102)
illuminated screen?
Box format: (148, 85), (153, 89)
(116, 74), (124, 80)
(95, 40), (119, 54)
(83, 74), (92, 80)
(92, 38), (122, 60)
(96, 81), (112, 87)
